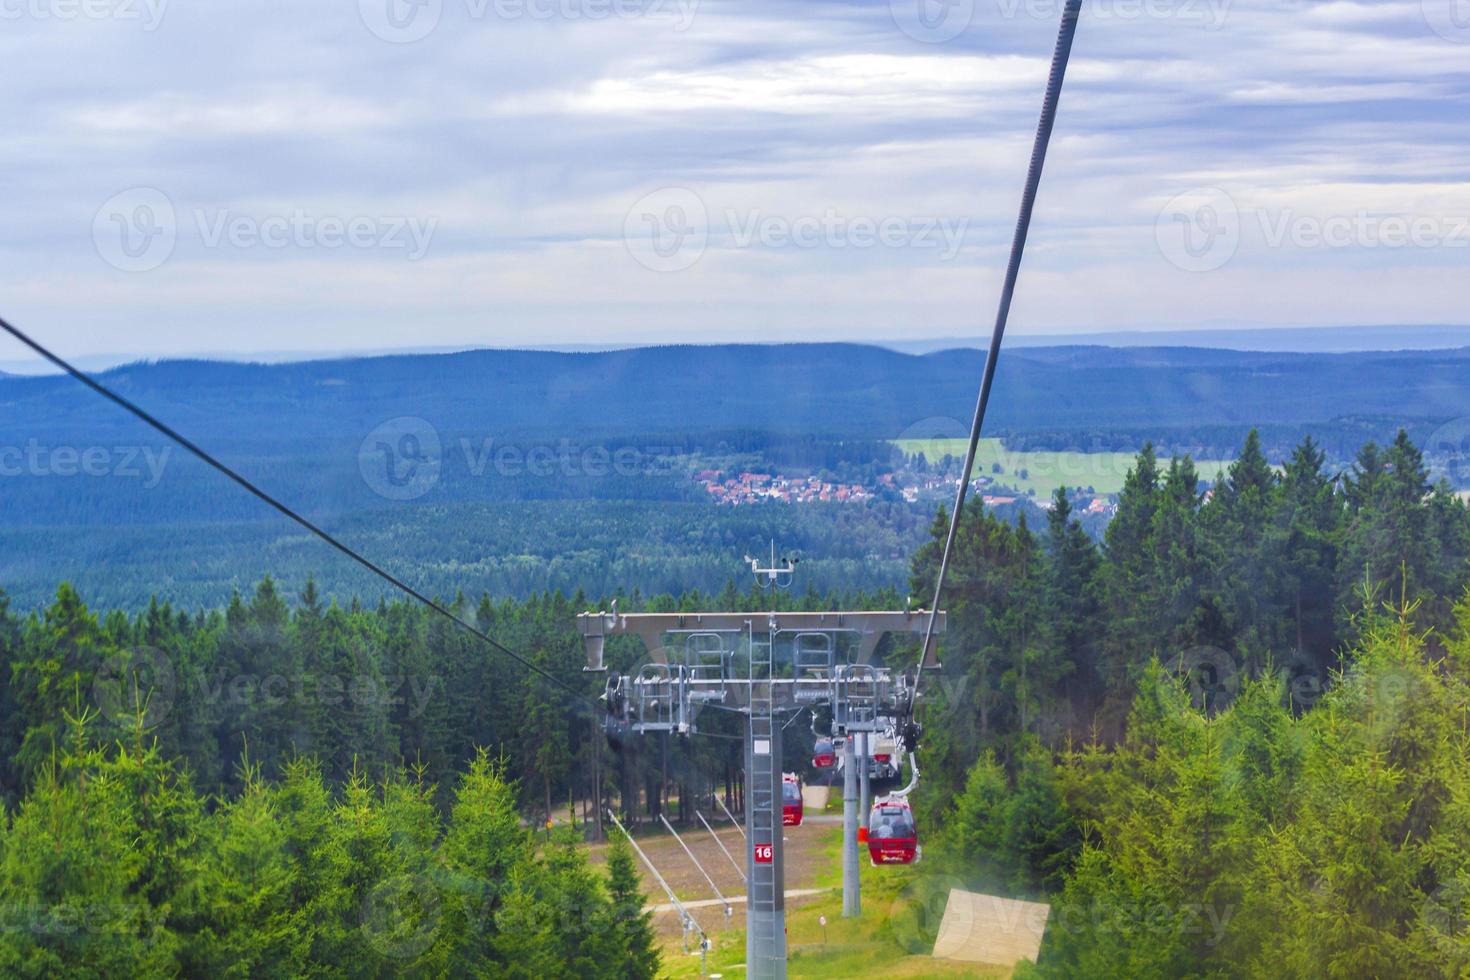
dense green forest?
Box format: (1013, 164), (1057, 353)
(3, 427), (1470, 974)
(0, 500), (929, 611)
(913, 429), (1470, 977)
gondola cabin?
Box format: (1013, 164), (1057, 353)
(811, 738), (836, 769)
(867, 797), (918, 865)
(782, 774), (804, 827)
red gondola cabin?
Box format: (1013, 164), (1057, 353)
(811, 738), (836, 769)
(782, 774), (804, 827)
(867, 797), (918, 865)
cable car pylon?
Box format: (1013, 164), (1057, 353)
(581, 559), (946, 980)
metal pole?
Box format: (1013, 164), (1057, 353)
(716, 794), (747, 840)
(842, 735), (861, 918)
(592, 713), (604, 841)
(858, 731), (871, 822)
(745, 712), (786, 979)
(660, 813), (733, 917)
(697, 809), (748, 884)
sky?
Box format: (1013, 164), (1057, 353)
(2, 0), (1468, 366)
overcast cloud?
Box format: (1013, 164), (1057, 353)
(1, 0), (1467, 363)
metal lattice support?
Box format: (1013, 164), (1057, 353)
(579, 605), (945, 976)
(745, 626), (787, 979)
(842, 735), (861, 918)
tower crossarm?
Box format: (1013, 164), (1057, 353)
(577, 609), (946, 672)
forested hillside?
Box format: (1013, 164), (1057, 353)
(3, 427), (1470, 973)
(4, 343), (1470, 611)
(909, 428), (1470, 977)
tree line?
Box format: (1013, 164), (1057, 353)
(914, 429), (1470, 976)
(3, 426), (1469, 973)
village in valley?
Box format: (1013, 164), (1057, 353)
(692, 466), (1119, 518)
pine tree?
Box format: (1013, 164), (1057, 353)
(604, 837), (659, 979)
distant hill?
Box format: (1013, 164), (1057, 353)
(4, 341), (1469, 611)
(884, 325), (1470, 355)
(5, 342), (1470, 445)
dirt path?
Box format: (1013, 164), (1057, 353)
(586, 817), (838, 941)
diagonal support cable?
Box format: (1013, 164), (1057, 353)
(0, 314), (594, 711)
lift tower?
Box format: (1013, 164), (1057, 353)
(579, 599), (944, 980)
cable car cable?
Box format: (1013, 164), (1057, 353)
(911, 0), (1085, 731)
(0, 314), (601, 713)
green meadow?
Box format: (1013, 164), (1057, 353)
(893, 438), (1232, 498)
